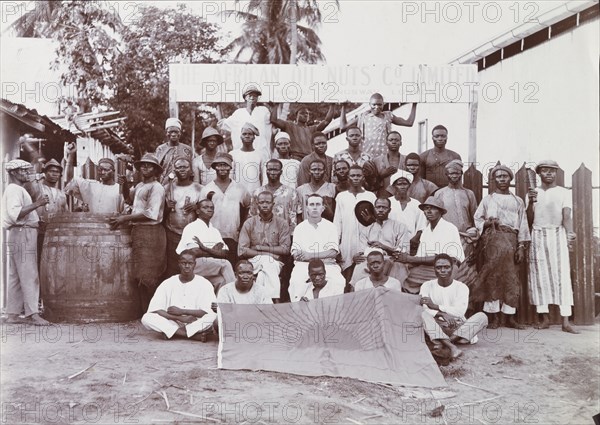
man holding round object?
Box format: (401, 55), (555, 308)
(2, 160), (51, 325)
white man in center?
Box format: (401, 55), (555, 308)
(289, 194), (346, 301)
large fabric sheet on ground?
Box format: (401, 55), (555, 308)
(217, 288), (446, 388)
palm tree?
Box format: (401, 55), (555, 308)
(224, 0), (338, 64)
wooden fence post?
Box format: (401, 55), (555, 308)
(82, 157), (97, 180)
(463, 163), (482, 205)
(487, 161), (500, 194)
(571, 163), (595, 325)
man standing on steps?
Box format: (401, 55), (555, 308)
(527, 160), (579, 334)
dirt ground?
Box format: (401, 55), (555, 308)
(1, 317), (598, 425)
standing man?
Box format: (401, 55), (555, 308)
(176, 199), (235, 293)
(474, 164), (530, 329)
(141, 250), (217, 341)
(289, 194), (346, 300)
(109, 153), (166, 312)
(163, 157), (204, 277)
(419, 125), (461, 188)
(404, 153), (438, 203)
(223, 85), (272, 162)
(332, 126), (371, 172)
(251, 159), (298, 231)
(296, 132), (333, 186)
(270, 104), (335, 161)
(340, 94), (417, 158)
(28, 158), (67, 268)
(420, 254), (488, 360)
(64, 157), (123, 214)
(333, 160), (351, 195)
(527, 160), (579, 333)
(239, 191), (290, 303)
(333, 165), (376, 280)
(200, 152), (251, 265)
(2, 160), (50, 325)
(296, 159), (336, 222)
(155, 118), (193, 185)
(364, 131), (406, 194)
(192, 127), (224, 185)
(262, 132), (300, 189)
(230, 122), (263, 193)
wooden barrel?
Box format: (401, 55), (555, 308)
(40, 213), (141, 323)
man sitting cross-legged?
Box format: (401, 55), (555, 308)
(293, 259), (345, 302)
(141, 250), (217, 341)
(354, 249), (403, 292)
(217, 260), (273, 304)
(420, 254), (488, 360)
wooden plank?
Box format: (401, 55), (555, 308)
(571, 164), (594, 325)
(463, 164), (482, 205)
(487, 161), (501, 194)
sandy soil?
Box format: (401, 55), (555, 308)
(1, 318), (598, 425)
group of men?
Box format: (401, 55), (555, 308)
(2, 87), (579, 354)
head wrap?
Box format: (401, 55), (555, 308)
(445, 159), (464, 173)
(274, 132), (290, 142)
(5, 159), (32, 171)
(390, 170), (414, 185)
(165, 117), (182, 130)
(491, 164), (514, 180)
(241, 122), (260, 136)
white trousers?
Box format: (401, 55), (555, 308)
(141, 312), (217, 338)
(483, 300), (516, 315)
(422, 311), (488, 344)
(249, 255), (282, 299)
(536, 304), (572, 317)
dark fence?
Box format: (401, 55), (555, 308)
(463, 162), (597, 325)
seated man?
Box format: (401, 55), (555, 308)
(238, 191), (291, 303)
(420, 254), (488, 359)
(289, 194), (346, 300)
(217, 260), (273, 304)
(395, 197), (464, 294)
(351, 197), (410, 286)
(293, 259), (345, 301)
(141, 251), (217, 341)
(176, 199), (235, 293)
(354, 250), (403, 292)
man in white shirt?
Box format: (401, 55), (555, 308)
(293, 259), (345, 301)
(420, 254), (488, 360)
(289, 194), (346, 300)
(395, 196), (464, 294)
(141, 251), (217, 341)
(217, 260), (273, 304)
(176, 199), (235, 292)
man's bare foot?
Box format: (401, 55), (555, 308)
(535, 313), (550, 329)
(562, 324), (580, 334)
(27, 314), (51, 326)
(450, 335), (470, 345)
(449, 346), (463, 360)
(505, 316), (526, 330)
